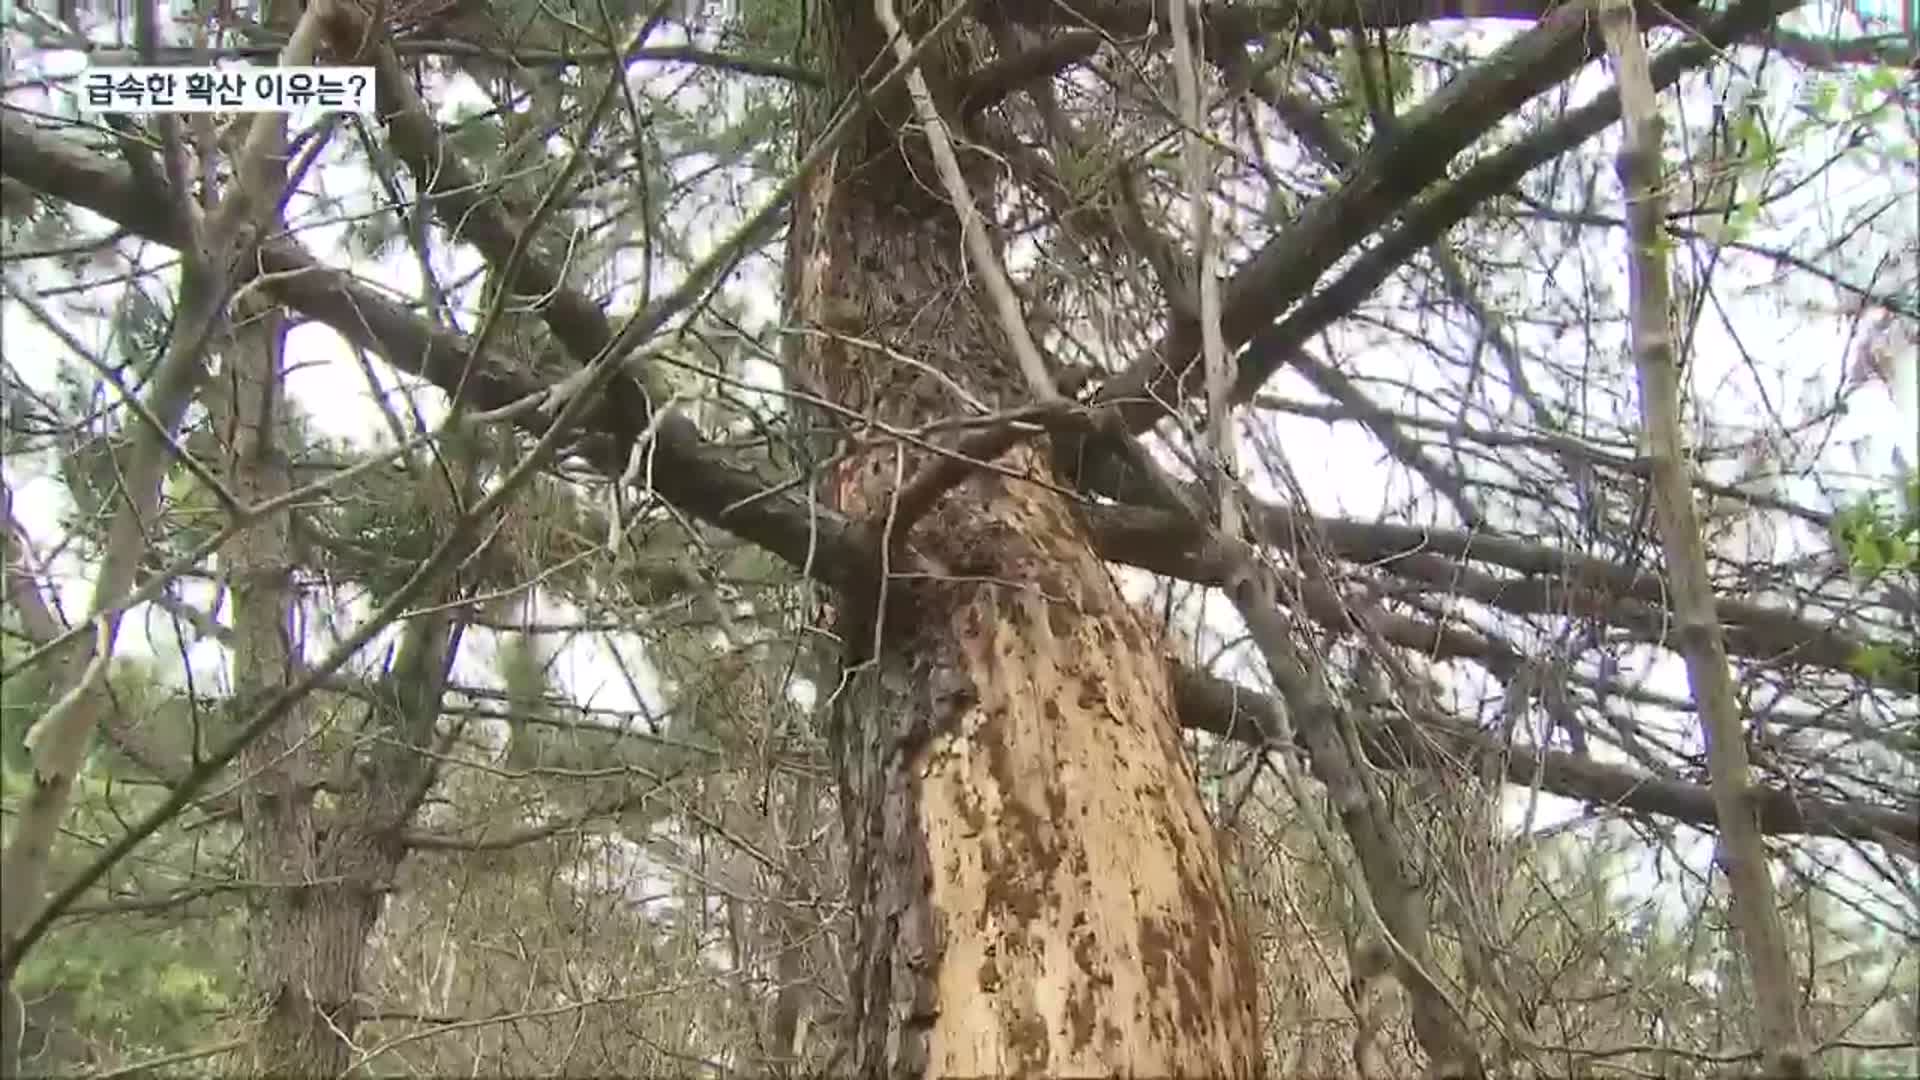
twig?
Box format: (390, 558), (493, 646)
(1168, 0), (1239, 540)
(81, 1038), (247, 1079)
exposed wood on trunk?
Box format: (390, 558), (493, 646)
(788, 3), (1260, 1074)
(830, 441), (1260, 1074)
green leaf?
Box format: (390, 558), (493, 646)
(1810, 78), (1838, 116)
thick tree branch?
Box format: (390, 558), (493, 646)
(1084, 481), (1908, 693)
(1225, 50), (1556, 527)
(0, 111), (877, 596)
(1225, 0), (1805, 407)
(1094, 0), (1801, 435)
(957, 29), (1101, 116)
(1169, 662), (1919, 857)
(1602, 0), (1805, 1069)
(1223, 557), (1484, 1076)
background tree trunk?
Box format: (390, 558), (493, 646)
(222, 290), (380, 1075)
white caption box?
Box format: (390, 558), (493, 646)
(78, 66), (376, 114)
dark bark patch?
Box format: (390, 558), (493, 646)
(961, 602), (984, 640)
(1046, 596), (1075, 639)
(1137, 914), (1175, 1040)
(1068, 910), (1114, 984)
(1002, 596), (1029, 630)
(1077, 673), (1102, 710)
(1176, 866), (1224, 1041)
(1064, 907), (1117, 1055)
(1064, 986), (1096, 1053)
(1005, 1000), (1052, 1073)
(953, 770), (988, 837)
(979, 783), (1045, 927)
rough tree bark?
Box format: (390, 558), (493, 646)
(207, 110), (354, 1074)
(786, 4), (1260, 1075)
(221, 267), (434, 1073)
(227, 466), (461, 1076)
(222, 288), (374, 1075)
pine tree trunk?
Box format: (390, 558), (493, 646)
(213, 123), (385, 1072)
(790, 7), (1261, 1075)
(222, 298), (386, 1075)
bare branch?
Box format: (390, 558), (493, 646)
(1600, 0), (1808, 1070)
(1169, 651), (1919, 857)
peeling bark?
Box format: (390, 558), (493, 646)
(791, 5), (1260, 1074)
(828, 455), (1262, 1074)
